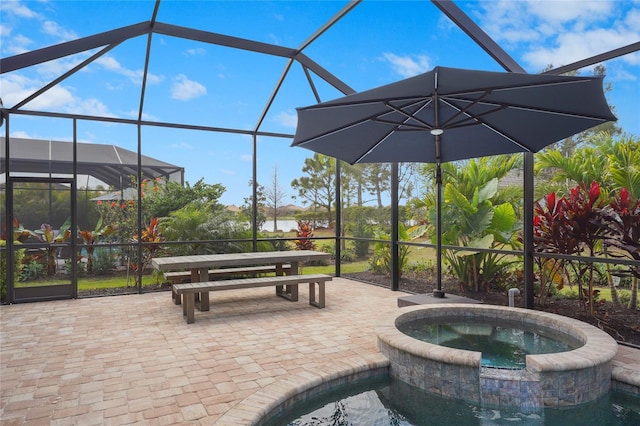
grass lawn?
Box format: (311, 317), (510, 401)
(558, 285), (635, 303)
(77, 275), (140, 290)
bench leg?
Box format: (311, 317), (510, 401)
(276, 284), (299, 302)
(182, 293), (195, 324)
(309, 281), (325, 308)
(172, 286), (181, 305)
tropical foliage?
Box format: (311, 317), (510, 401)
(601, 187), (640, 309)
(411, 155), (522, 291)
(33, 219), (72, 276)
(294, 220), (316, 251)
(79, 217), (112, 274)
(128, 217), (164, 287)
(534, 182), (639, 312)
(533, 133), (639, 311)
(369, 223), (420, 278)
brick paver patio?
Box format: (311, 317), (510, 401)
(1, 277), (638, 425)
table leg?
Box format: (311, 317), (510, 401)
(276, 262), (284, 295)
(276, 261), (299, 299)
(192, 267), (209, 312)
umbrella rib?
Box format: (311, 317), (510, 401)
(296, 98), (433, 145)
(353, 102), (423, 163)
(439, 97), (506, 129)
(448, 95), (615, 121)
(353, 130), (395, 164)
(300, 95), (432, 110)
(381, 100), (435, 130)
(373, 119), (430, 131)
(441, 77), (593, 98)
(436, 94), (534, 151)
(438, 90), (498, 129)
(428, 75), (614, 121)
(294, 108), (391, 145)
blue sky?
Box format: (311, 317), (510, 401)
(1, 0), (639, 207)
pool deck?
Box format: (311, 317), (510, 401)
(1, 277), (638, 425)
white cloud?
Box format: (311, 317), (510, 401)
(523, 28), (640, 70)
(42, 20), (78, 42)
(183, 47), (206, 56)
(525, 0), (613, 26)
(124, 110), (158, 121)
(171, 74), (207, 100)
(4, 33), (33, 55)
(221, 169), (236, 175)
(0, 73), (115, 117)
(66, 97), (113, 117)
(1, 74), (72, 108)
(2, 0), (39, 18)
(36, 55), (86, 78)
(381, 53), (431, 78)
(475, 0), (640, 71)
(105, 81), (124, 91)
(10, 130), (34, 139)
(274, 110), (297, 128)
(268, 33), (281, 45)
(240, 154), (253, 162)
(170, 142), (193, 150)
(94, 56), (164, 85)
(0, 24), (11, 37)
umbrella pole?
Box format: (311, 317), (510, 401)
(434, 160), (445, 298)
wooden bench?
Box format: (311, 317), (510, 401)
(165, 264), (292, 284)
(173, 274), (333, 324)
(167, 264), (293, 304)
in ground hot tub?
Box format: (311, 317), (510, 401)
(375, 304), (618, 410)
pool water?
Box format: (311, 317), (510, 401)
(266, 377), (640, 426)
(398, 320), (579, 368)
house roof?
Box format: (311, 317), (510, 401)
(1, 137), (184, 188)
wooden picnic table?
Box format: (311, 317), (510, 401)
(152, 251), (333, 322)
(151, 250), (331, 279)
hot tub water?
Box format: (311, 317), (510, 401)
(375, 304), (619, 409)
(398, 319), (579, 369)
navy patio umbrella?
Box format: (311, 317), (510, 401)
(291, 66), (616, 296)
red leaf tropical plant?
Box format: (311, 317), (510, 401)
(1, 217), (34, 243)
(79, 217), (113, 274)
(600, 187), (640, 309)
(533, 191), (580, 306)
(534, 182), (608, 314)
(129, 218), (164, 286)
(33, 220), (72, 276)
(294, 220), (316, 251)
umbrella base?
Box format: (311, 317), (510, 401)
(433, 289), (446, 298)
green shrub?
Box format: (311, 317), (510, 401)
(92, 247), (117, 274)
(64, 258), (86, 277)
(618, 290), (631, 307)
(20, 260), (45, 282)
(407, 259), (436, 274)
(1, 242), (24, 302)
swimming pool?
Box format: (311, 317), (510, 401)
(264, 376), (640, 426)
